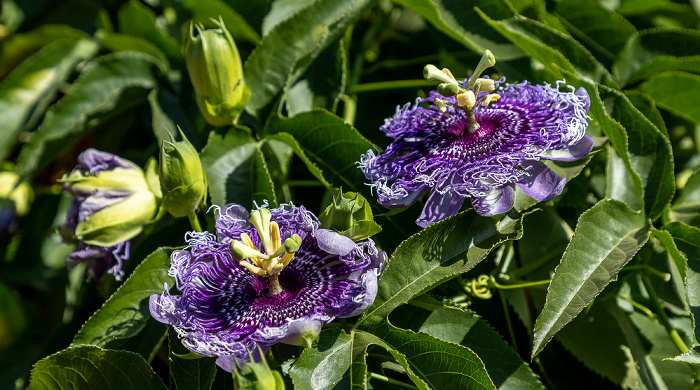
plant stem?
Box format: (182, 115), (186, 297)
(639, 271), (689, 354)
(347, 79), (436, 94)
(491, 277), (551, 290)
(369, 373), (418, 389)
(188, 213), (202, 232)
(507, 243), (568, 279)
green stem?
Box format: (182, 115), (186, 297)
(342, 94), (357, 126)
(369, 373), (418, 389)
(639, 271), (689, 354)
(346, 79), (436, 94)
(620, 296), (657, 319)
(188, 213), (202, 233)
(499, 290), (518, 354)
(491, 277), (551, 290)
(623, 265), (670, 281)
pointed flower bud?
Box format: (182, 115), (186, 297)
(319, 191), (381, 241)
(185, 18), (250, 126)
(159, 130), (207, 218)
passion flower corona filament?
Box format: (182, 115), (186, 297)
(360, 51), (592, 227)
(150, 202), (386, 371)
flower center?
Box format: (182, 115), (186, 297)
(229, 208), (302, 295)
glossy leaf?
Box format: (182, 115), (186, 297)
(289, 328), (352, 390)
(638, 72), (700, 124)
(614, 28), (700, 85)
(72, 247), (175, 348)
(391, 297), (544, 389)
(117, 0), (182, 60)
(17, 52), (159, 179)
(670, 168), (700, 226)
(393, 0), (522, 60)
(668, 346), (700, 366)
(357, 208), (524, 327)
(553, 0), (635, 61)
(532, 199), (650, 358)
(264, 110), (374, 192)
(666, 221), (700, 342)
(243, 0), (373, 114)
(98, 32), (170, 72)
(0, 38), (98, 161)
(27, 345), (167, 390)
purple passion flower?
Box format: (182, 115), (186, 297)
(149, 203), (386, 371)
(360, 75), (592, 227)
(61, 149), (160, 280)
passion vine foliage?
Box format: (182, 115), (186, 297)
(2, 0), (700, 389)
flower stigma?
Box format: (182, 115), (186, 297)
(423, 49), (501, 133)
(229, 208), (302, 295)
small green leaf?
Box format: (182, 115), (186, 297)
(182, 0), (260, 44)
(0, 38), (98, 161)
(252, 145), (278, 207)
(264, 110), (374, 193)
(265, 132), (331, 188)
(392, 0), (522, 60)
(357, 208), (524, 328)
(289, 328), (352, 390)
(168, 328), (217, 390)
(614, 28), (700, 85)
(72, 247), (175, 348)
(667, 346), (700, 366)
(17, 52), (159, 179)
(243, 0), (373, 114)
(638, 71), (700, 124)
(532, 199), (650, 358)
(27, 345), (168, 390)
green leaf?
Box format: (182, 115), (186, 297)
(478, 11), (613, 84)
(552, 0), (636, 61)
(0, 38), (98, 162)
(17, 52), (159, 179)
(289, 328), (352, 390)
(72, 247), (175, 348)
(357, 208), (524, 328)
(624, 90), (669, 136)
(606, 144), (642, 211)
(638, 72), (700, 124)
(285, 41), (346, 116)
(265, 132), (331, 188)
(532, 199), (650, 358)
(364, 319), (496, 390)
(182, 0), (260, 44)
(243, 0), (373, 114)
(200, 126), (276, 207)
(555, 300), (638, 386)
(168, 328), (217, 390)
(392, 0), (522, 60)
(665, 221), (700, 342)
(614, 28), (700, 85)
(652, 228), (690, 314)
(264, 110), (374, 193)
(0, 25), (90, 78)
(667, 346), (700, 366)
(117, 0), (182, 60)
(391, 297), (544, 389)
(26, 345), (167, 390)
(98, 31), (170, 72)
(670, 168), (700, 226)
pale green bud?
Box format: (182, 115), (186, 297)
(185, 18), (250, 126)
(159, 130), (207, 218)
(319, 191), (382, 241)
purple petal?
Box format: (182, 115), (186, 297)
(278, 318), (323, 347)
(76, 148), (132, 174)
(471, 184), (516, 216)
(315, 229), (356, 256)
(416, 190), (465, 228)
(378, 183), (429, 209)
(542, 134), (593, 161)
(516, 160), (566, 201)
(338, 270), (378, 318)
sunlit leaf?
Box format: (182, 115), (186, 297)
(638, 71), (700, 124)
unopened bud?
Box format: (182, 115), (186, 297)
(159, 130), (207, 218)
(319, 191), (381, 241)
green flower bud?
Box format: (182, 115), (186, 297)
(319, 191), (382, 241)
(159, 130), (207, 218)
(233, 348), (285, 390)
(185, 18), (251, 126)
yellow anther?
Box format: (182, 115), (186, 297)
(457, 91), (476, 108)
(280, 253), (294, 267)
(482, 93), (500, 106)
(434, 98), (447, 112)
(240, 233), (257, 250)
(475, 78), (495, 92)
(270, 221), (281, 253)
(441, 68), (457, 82)
(239, 260), (267, 276)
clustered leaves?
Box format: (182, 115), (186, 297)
(1, 0), (700, 389)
